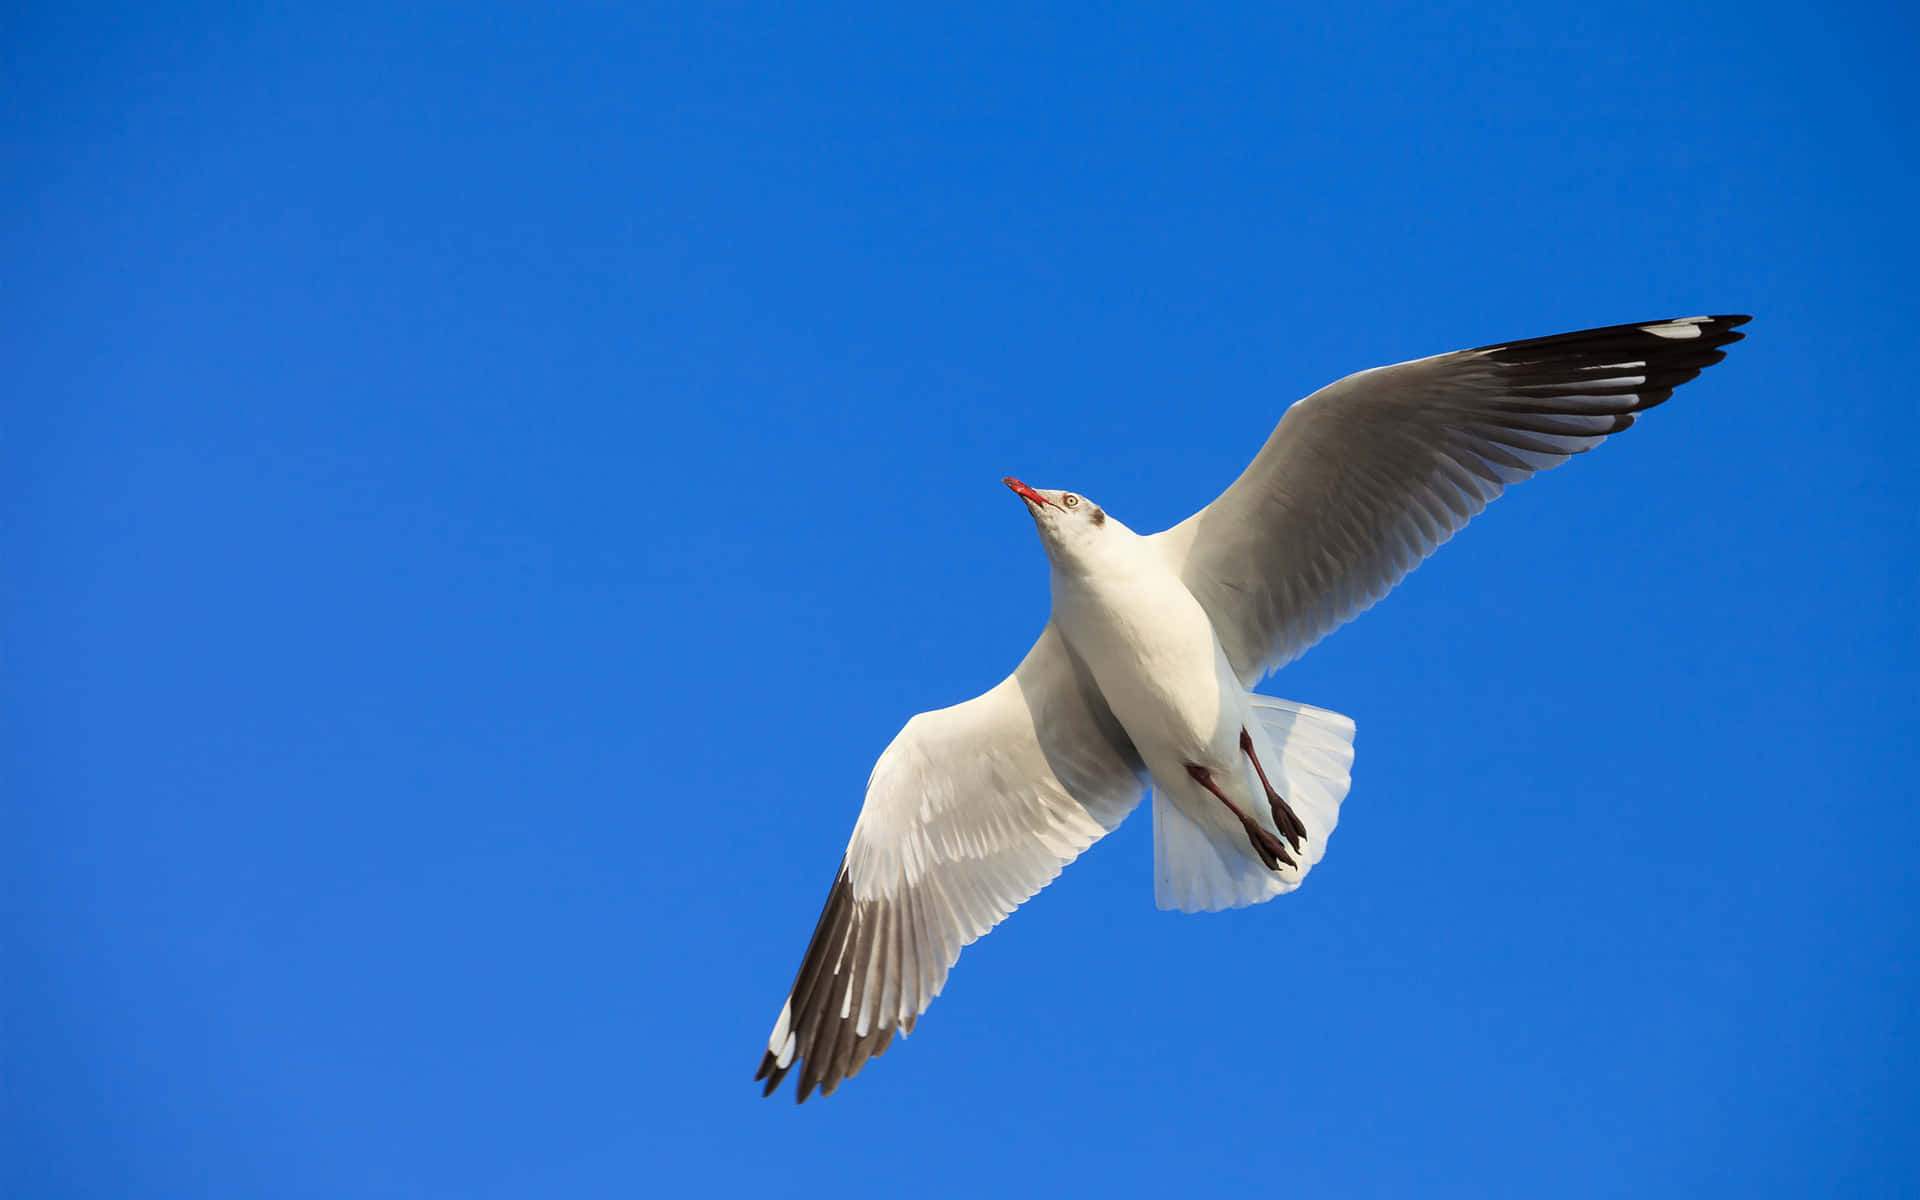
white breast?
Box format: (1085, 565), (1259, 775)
(1047, 534), (1242, 768)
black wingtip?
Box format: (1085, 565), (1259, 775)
(753, 860), (906, 1103)
(1473, 314), (1750, 414)
(755, 1051), (788, 1098)
(1703, 312), (1752, 344)
(1478, 313), (1752, 357)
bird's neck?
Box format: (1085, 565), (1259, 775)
(1047, 523), (1175, 617)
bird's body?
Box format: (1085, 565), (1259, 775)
(1044, 509), (1310, 887)
(756, 314), (1751, 1101)
(1048, 513), (1237, 782)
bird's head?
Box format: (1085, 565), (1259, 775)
(1003, 477), (1118, 571)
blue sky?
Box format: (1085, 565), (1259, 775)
(7, 2), (1916, 1197)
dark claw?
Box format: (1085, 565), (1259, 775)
(1240, 727), (1307, 853)
(1185, 761), (1297, 871)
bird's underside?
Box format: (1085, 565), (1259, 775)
(755, 314), (1749, 1101)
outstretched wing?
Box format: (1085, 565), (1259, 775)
(1153, 315), (1750, 683)
(756, 624), (1145, 1101)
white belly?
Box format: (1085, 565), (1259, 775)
(1049, 554), (1249, 779)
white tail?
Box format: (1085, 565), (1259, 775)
(1151, 697), (1356, 913)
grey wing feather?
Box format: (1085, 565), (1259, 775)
(1152, 315), (1750, 683)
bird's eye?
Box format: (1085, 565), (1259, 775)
(1063, 494), (1079, 508)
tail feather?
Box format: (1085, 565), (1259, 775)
(1152, 697), (1356, 913)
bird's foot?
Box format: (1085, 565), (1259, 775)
(1239, 727), (1307, 853)
(1185, 762), (1297, 871)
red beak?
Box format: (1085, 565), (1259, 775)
(1003, 477), (1056, 509)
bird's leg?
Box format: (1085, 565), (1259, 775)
(1184, 763), (1297, 871)
(1239, 727), (1307, 854)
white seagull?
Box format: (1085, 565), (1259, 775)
(756, 314), (1749, 1101)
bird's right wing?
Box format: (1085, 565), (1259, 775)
(1152, 315), (1749, 684)
(755, 623), (1146, 1102)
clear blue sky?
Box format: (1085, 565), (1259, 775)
(8, 3), (1915, 1197)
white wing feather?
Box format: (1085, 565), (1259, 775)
(756, 624), (1145, 1101)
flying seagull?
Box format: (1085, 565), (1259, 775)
(756, 314), (1749, 1102)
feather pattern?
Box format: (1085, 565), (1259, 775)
(1152, 316), (1750, 683)
(755, 625), (1145, 1101)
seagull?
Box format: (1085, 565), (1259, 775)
(755, 314), (1749, 1102)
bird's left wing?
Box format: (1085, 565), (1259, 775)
(755, 623), (1146, 1102)
(1151, 315), (1749, 684)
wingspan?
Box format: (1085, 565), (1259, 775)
(1152, 315), (1750, 683)
(756, 624), (1146, 1101)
